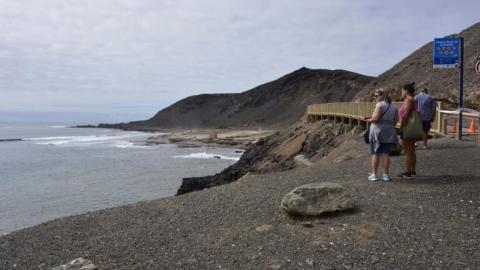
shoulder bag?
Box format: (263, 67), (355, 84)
(402, 111), (424, 141)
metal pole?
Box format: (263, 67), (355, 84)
(458, 37), (464, 140)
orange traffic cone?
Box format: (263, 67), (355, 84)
(468, 119), (478, 133)
(451, 118), (457, 134)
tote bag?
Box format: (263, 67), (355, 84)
(402, 111), (423, 141)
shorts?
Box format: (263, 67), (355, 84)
(369, 143), (396, 154)
(422, 121), (431, 133)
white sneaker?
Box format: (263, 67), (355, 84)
(368, 173), (379, 181)
(383, 173), (391, 181)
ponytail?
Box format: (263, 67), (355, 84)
(402, 82), (415, 96)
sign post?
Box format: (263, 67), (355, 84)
(475, 56), (480, 73)
(433, 37), (464, 139)
(459, 37), (464, 140)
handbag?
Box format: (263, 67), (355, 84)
(362, 103), (391, 144)
(402, 111), (424, 141)
(363, 125), (370, 144)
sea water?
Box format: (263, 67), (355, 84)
(0, 124), (242, 235)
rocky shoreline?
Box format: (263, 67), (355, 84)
(177, 120), (363, 195)
(76, 123), (285, 195)
(1, 137), (479, 269)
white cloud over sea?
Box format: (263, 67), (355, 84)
(0, 0), (479, 122)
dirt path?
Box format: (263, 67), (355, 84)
(1, 137), (479, 269)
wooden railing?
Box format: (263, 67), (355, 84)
(307, 102), (479, 137)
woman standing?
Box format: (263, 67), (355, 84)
(365, 89), (398, 181)
(398, 82), (417, 178)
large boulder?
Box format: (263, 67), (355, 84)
(50, 258), (97, 270)
(281, 182), (353, 216)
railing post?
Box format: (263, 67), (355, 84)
(436, 102), (442, 133)
(442, 118), (448, 135)
(356, 103), (361, 127)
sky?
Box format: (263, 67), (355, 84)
(0, 0), (479, 123)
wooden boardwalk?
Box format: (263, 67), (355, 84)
(307, 102), (479, 140)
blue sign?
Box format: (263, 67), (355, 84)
(433, 38), (461, 68)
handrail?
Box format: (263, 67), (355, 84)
(307, 102), (479, 137)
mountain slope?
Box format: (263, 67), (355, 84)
(132, 67), (373, 129)
(355, 22), (480, 109)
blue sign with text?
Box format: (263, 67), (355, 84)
(433, 38), (461, 68)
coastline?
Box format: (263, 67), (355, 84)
(144, 129), (278, 149)
(0, 125), (248, 236)
(74, 123), (278, 149)
(2, 138), (479, 269)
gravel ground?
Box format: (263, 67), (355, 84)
(1, 137), (479, 270)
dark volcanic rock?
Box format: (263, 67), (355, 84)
(96, 123), (163, 132)
(176, 135), (280, 195)
(0, 138), (22, 142)
(73, 125), (97, 128)
(176, 120), (355, 195)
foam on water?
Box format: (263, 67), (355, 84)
(174, 152), (240, 161)
(113, 141), (153, 149)
(24, 133), (152, 148)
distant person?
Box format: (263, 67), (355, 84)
(415, 87), (436, 148)
(398, 82), (417, 178)
(365, 89), (399, 181)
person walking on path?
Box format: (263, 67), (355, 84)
(398, 82), (417, 178)
(365, 89), (399, 181)
(415, 87), (436, 148)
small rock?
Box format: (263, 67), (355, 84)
(305, 258), (314, 267)
(186, 258), (198, 264)
(302, 222), (313, 228)
(50, 258), (97, 270)
(281, 182), (353, 216)
(269, 264), (282, 270)
(256, 224), (273, 233)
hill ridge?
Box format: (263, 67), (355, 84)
(131, 67), (373, 129)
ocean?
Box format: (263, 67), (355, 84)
(0, 124), (242, 235)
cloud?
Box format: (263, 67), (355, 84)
(0, 0), (479, 121)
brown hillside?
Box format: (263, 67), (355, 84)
(132, 67), (373, 129)
(355, 22), (480, 109)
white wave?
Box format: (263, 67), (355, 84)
(49, 125), (67, 128)
(24, 133), (153, 148)
(26, 134), (134, 142)
(24, 132), (171, 148)
(113, 141), (152, 149)
(174, 152), (240, 161)
(35, 140), (72, 145)
(26, 136), (76, 141)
